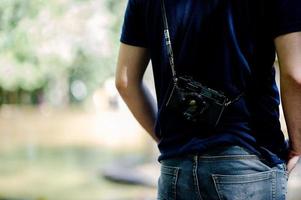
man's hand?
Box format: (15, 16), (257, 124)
(287, 151), (300, 175)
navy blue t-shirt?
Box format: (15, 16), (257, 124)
(120, 0), (301, 165)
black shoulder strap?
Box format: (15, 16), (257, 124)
(160, 0), (244, 106)
(160, 0), (177, 82)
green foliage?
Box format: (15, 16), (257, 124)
(0, 0), (126, 104)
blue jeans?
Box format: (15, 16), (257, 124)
(157, 145), (288, 200)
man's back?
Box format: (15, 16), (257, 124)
(117, 0), (301, 199)
(121, 0), (300, 165)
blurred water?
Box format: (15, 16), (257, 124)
(0, 105), (159, 200)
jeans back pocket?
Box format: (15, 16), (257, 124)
(157, 165), (180, 200)
(212, 170), (277, 200)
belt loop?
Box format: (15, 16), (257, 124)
(194, 154), (198, 163)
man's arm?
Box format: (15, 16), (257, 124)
(275, 32), (301, 174)
(115, 43), (159, 144)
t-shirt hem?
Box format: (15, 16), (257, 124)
(156, 137), (286, 166)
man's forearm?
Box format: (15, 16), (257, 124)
(280, 74), (301, 156)
(117, 81), (159, 143)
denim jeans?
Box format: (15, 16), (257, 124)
(157, 145), (288, 200)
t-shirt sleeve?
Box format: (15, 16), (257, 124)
(271, 0), (301, 38)
(120, 0), (148, 47)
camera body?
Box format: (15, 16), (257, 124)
(164, 75), (228, 127)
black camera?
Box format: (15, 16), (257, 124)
(159, 0), (243, 127)
(164, 75), (228, 127)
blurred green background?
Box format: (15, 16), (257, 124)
(0, 0), (159, 199)
(0, 0), (124, 104)
(0, 0), (301, 200)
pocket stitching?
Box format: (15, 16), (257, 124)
(212, 171), (276, 200)
(212, 175), (223, 200)
(161, 165), (180, 175)
(159, 165), (180, 200)
(212, 170), (276, 184)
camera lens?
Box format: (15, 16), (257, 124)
(189, 100), (197, 106)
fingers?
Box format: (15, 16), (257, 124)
(287, 155), (300, 175)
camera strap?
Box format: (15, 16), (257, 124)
(160, 0), (178, 83)
(160, 0), (244, 107)
(225, 92), (245, 107)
